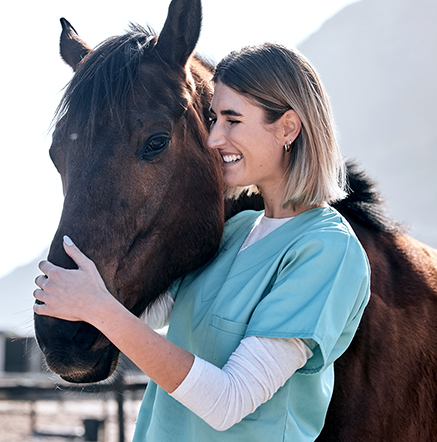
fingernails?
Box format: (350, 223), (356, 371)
(63, 235), (74, 246)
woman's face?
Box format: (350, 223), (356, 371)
(207, 82), (290, 196)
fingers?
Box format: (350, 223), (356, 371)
(33, 275), (48, 314)
(34, 270), (51, 311)
(63, 235), (94, 270)
(33, 304), (48, 316)
(34, 260), (66, 306)
(34, 274), (47, 289)
(32, 236), (102, 322)
(37, 236), (92, 276)
(33, 287), (46, 306)
(38, 259), (57, 276)
(34, 274), (50, 307)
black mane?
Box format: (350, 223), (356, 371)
(333, 162), (403, 233)
(55, 24), (157, 141)
(226, 162), (403, 235)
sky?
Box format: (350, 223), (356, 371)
(0, 0), (359, 279)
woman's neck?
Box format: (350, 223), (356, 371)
(263, 198), (324, 219)
(259, 182), (326, 218)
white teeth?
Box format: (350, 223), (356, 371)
(222, 154), (242, 163)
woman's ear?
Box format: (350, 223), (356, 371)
(281, 109), (302, 144)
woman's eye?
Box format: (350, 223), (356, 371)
(140, 135), (170, 160)
(227, 119), (240, 125)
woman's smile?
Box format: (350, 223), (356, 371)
(222, 153), (243, 165)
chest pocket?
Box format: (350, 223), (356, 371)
(203, 315), (248, 366)
(202, 315), (260, 421)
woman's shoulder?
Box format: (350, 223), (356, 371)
(270, 206), (367, 266)
(293, 206), (359, 239)
(285, 206), (369, 268)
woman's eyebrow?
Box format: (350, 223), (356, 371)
(209, 107), (243, 117)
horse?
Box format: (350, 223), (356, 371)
(34, 0), (437, 440)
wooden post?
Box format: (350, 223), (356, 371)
(113, 371), (125, 442)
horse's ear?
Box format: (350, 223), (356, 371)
(154, 0), (202, 68)
(59, 18), (92, 72)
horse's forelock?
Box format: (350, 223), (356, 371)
(54, 26), (157, 143)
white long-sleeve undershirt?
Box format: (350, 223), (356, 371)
(171, 336), (312, 431)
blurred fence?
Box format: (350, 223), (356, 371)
(0, 333), (148, 442)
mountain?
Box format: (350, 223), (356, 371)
(0, 251), (47, 336)
(298, 0), (437, 247)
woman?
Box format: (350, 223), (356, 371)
(34, 43), (370, 441)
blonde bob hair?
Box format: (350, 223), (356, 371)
(212, 43), (347, 208)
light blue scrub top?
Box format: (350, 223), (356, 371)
(133, 207), (370, 442)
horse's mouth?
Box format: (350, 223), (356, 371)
(46, 343), (120, 384)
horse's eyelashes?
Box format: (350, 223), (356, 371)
(140, 135), (171, 160)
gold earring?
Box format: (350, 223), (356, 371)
(284, 140), (293, 152)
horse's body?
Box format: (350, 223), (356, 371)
(320, 172), (437, 440)
(34, 0), (437, 440)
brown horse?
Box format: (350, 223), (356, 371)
(34, 0), (437, 440)
(35, 1), (225, 382)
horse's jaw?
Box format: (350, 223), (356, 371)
(34, 315), (120, 383)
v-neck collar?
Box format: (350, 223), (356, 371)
(239, 214), (294, 253)
(220, 207), (330, 273)
(196, 206), (337, 302)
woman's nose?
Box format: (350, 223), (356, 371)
(207, 123), (225, 150)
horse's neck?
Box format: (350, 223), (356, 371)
(225, 192), (265, 220)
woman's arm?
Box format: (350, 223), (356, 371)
(90, 295), (194, 393)
(171, 336), (312, 431)
(34, 236), (194, 393)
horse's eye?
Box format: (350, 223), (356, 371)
(140, 135), (170, 160)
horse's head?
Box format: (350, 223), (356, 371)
(34, 0), (224, 383)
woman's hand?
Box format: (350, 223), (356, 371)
(33, 236), (111, 323)
(35, 237), (195, 394)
